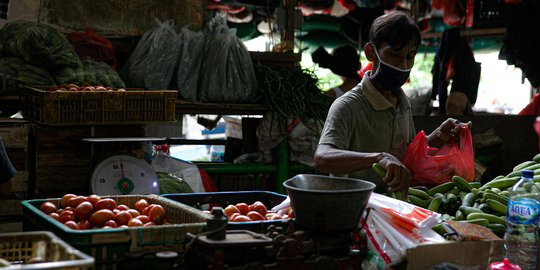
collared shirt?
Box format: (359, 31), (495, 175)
(318, 72), (415, 192)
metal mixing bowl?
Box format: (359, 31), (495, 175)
(283, 174), (376, 233)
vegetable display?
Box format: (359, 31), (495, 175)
(40, 194), (170, 230)
(374, 158), (540, 238)
(205, 201), (292, 222)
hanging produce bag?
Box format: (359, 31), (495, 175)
(403, 124), (474, 187)
(175, 25), (204, 101)
(121, 19), (180, 90)
(199, 16), (258, 103)
(68, 29), (118, 69)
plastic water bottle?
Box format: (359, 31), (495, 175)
(504, 169), (540, 270)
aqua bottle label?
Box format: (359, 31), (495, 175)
(508, 198), (540, 225)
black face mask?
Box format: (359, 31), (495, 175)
(369, 45), (411, 90)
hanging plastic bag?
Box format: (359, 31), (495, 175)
(199, 15), (258, 103)
(121, 19), (180, 90)
(176, 25), (204, 101)
(403, 124), (474, 187)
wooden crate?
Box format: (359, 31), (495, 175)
(23, 87), (177, 126)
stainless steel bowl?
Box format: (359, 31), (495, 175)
(283, 174), (376, 233)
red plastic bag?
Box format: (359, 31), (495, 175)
(68, 29), (117, 69)
(403, 125), (474, 187)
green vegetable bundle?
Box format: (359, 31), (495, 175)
(0, 20), (81, 70)
(255, 64), (332, 121)
(54, 59), (126, 88)
(0, 57), (55, 96)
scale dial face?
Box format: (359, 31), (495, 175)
(91, 155), (159, 196)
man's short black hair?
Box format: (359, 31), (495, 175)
(369, 12), (421, 50)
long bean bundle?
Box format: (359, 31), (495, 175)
(255, 64), (332, 121)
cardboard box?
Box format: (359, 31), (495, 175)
(406, 240), (505, 269)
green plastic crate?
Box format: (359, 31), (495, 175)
(22, 194), (208, 270)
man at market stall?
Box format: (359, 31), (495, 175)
(0, 136), (15, 198)
(314, 11), (469, 197)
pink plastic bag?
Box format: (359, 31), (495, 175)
(403, 125), (474, 187)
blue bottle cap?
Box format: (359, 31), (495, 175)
(522, 170), (534, 179)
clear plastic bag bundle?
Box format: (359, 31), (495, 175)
(121, 19), (180, 90)
(176, 25), (204, 101)
(199, 16), (258, 103)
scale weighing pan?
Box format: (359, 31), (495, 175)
(91, 154), (160, 195)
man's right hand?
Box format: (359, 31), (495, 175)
(376, 153), (411, 198)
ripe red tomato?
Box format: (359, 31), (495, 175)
(127, 209), (140, 218)
(231, 215), (252, 222)
(67, 196), (87, 208)
(94, 198), (117, 211)
(116, 204), (130, 211)
(223, 205), (240, 218)
(251, 202), (267, 216)
(128, 218), (143, 227)
(246, 211), (265, 221)
(142, 205), (155, 216)
(114, 210), (133, 226)
(119, 225), (129, 229)
(134, 199), (149, 213)
(87, 194), (101, 207)
(135, 215), (150, 224)
(49, 212), (60, 221)
(60, 194), (77, 208)
(229, 213), (240, 221)
(74, 201), (94, 220)
(148, 205), (165, 224)
(143, 222), (155, 227)
(104, 220), (118, 228)
(235, 203), (249, 215)
(64, 221), (79, 230)
(90, 209), (115, 227)
(78, 219), (92, 230)
(59, 211), (75, 224)
(40, 202), (58, 214)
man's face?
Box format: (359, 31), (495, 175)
(373, 42), (418, 70)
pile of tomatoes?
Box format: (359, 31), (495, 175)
(207, 201), (292, 222)
(39, 194), (168, 230)
(47, 84), (127, 92)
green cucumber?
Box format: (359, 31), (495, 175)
(486, 199), (508, 216)
(480, 178), (520, 190)
(372, 163), (386, 177)
(428, 182), (455, 196)
(533, 153), (540, 163)
(467, 213), (506, 225)
(408, 195), (428, 208)
(408, 188), (430, 200)
(483, 192), (508, 205)
(459, 206), (483, 216)
(452, 175), (472, 192)
(428, 197), (443, 212)
(469, 182), (481, 189)
(513, 160), (536, 172)
(461, 193), (476, 207)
